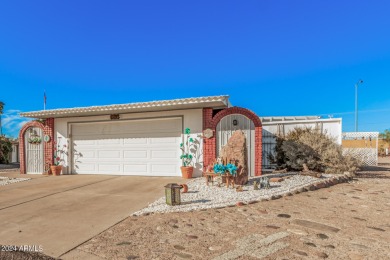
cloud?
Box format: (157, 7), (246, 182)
(1, 110), (31, 138)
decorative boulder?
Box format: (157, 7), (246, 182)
(219, 130), (248, 185)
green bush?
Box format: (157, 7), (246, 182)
(0, 138), (12, 164)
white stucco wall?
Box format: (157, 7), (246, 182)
(262, 118), (342, 144)
(11, 144), (19, 163)
(54, 109), (203, 176)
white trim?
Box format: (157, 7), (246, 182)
(20, 95), (230, 119)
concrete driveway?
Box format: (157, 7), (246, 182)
(0, 172), (183, 258)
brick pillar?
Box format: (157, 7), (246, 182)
(44, 118), (55, 169)
(19, 118), (55, 174)
(255, 126), (262, 176)
(202, 108), (215, 170)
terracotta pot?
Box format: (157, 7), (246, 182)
(50, 165), (63, 176)
(180, 184), (189, 193)
(180, 166), (193, 179)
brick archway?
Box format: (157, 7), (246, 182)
(19, 119), (55, 174)
(203, 107), (262, 176)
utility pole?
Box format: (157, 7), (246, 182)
(355, 79), (363, 132)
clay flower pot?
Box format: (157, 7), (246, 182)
(50, 165), (63, 176)
(180, 184), (189, 193)
(180, 166), (193, 179)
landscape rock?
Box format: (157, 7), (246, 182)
(270, 177), (284, 182)
(219, 130), (248, 185)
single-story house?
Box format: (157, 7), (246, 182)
(19, 95), (263, 177)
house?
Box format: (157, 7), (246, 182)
(19, 96), (263, 177)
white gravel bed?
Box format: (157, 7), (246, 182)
(133, 172), (334, 215)
(0, 177), (31, 186)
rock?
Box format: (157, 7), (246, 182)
(186, 235), (198, 239)
(116, 241), (131, 246)
(316, 233), (329, 239)
(292, 219), (340, 233)
(236, 201), (245, 206)
(208, 246), (222, 251)
(367, 226), (385, 232)
(270, 177), (284, 182)
(308, 185), (317, 191)
(219, 130), (248, 185)
(305, 242), (317, 247)
(174, 245), (185, 250)
(325, 245), (335, 249)
(315, 252), (329, 258)
(266, 225), (280, 229)
(298, 187), (306, 193)
(296, 251), (308, 256)
(315, 183), (326, 189)
(277, 214), (291, 218)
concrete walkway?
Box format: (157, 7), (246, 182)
(0, 172), (183, 258)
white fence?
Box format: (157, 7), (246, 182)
(342, 132), (379, 166)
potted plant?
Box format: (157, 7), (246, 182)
(51, 138), (68, 176)
(180, 128), (197, 179)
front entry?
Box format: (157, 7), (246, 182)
(216, 114), (255, 176)
(24, 127), (44, 174)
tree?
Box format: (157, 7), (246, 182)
(0, 101), (4, 136)
(379, 129), (390, 143)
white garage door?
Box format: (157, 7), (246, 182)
(71, 117), (182, 176)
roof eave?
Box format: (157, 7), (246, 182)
(20, 96), (230, 119)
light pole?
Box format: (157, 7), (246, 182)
(355, 79), (363, 132)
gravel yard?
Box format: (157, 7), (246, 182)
(134, 173), (336, 215)
(0, 176), (30, 186)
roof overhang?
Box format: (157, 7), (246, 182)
(20, 95), (230, 119)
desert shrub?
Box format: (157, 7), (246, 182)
(267, 136), (287, 169)
(0, 138), (12, 164)
(281, 139), (321, 171)
(273, 127), (360, 173)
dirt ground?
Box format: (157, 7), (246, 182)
(2, 159), (390, 260)
(72, 159), (390, 260)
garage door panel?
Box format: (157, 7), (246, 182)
(150, 137), (179, 144)
(151, 150), (178, 159)
(72, 117), (182, 176)
(123, 150), (148, 159)
(76, 163), (96, 172)
(98, 150), (121, 159)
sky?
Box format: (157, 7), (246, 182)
(1, 1), (390, 138)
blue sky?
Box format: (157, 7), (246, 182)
(1, 1), (390, 137)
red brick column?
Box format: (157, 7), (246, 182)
(202, 108), (215, 170)
(19, 118), (55, 174)
(202, 107), (263, 176)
